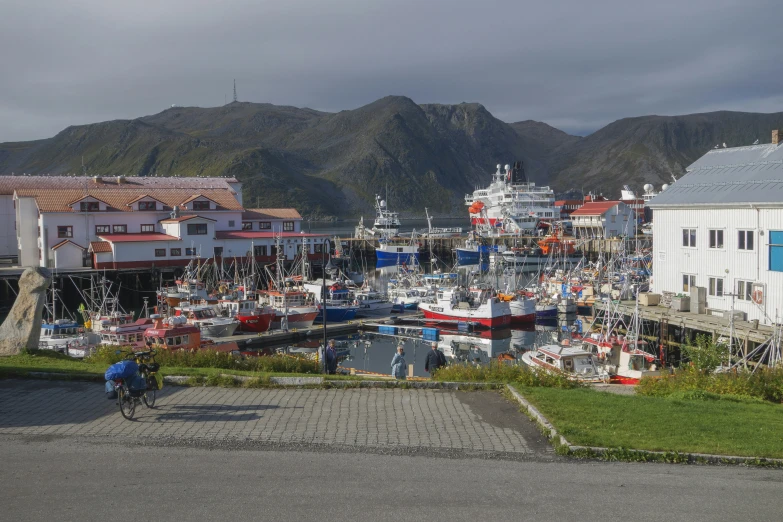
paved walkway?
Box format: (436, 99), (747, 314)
(0, 380), (547, 455)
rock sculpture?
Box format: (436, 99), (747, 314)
(0, 267), (52, 356)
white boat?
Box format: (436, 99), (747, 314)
(353, 288), (395, 318)
(421, 208), (462, 238)
(39, 283), (92, 357)
(465, 162), (556, 234)
(521, 344), (608, 383)
(418, 287), (511, 329)
(174, 304), (238, 338)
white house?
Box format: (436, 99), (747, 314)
(570, 201), (635, 239)
(648, 130), (783, 325)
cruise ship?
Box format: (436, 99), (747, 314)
(465, 162), (556, 233)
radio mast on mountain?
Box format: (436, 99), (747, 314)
(233, 79), (237, 103)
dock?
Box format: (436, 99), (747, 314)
(594, 300), (775, 353)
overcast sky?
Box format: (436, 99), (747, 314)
(1, 0), (780, 142)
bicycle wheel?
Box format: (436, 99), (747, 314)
(118, 387), (135, 420)
(142, 379), (156, 409)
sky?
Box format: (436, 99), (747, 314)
(1, 0), (781, 142)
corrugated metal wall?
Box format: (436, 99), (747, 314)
(652, 207), (783, 324)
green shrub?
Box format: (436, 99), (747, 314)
(434, 360), (582, 389)
(637, 365), (783, 403)
(680, 334), (729, 373)
(86, 346), (319, 374)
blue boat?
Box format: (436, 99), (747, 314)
(375, 238), (420, 265)
(315, 305), (357, 323)
(454, 237), (498, 265)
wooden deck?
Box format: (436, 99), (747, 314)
(594, 300), (775, 345)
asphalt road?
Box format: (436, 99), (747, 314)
(1, 435), (781, 522)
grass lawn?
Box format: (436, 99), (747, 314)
(0, 352), (355, 382)
(515, 386), (783, 459)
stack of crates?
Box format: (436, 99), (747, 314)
(422, 327), (439, 342)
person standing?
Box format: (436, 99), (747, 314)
(325, 339), (338, 375)
(391, 344), (407, 380)
(424, 342), (446, 375)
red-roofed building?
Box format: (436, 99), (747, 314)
(570, 201), (635, 239)
(554, 199), (584, 219)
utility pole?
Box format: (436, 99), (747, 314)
(233, 79), (237, 103)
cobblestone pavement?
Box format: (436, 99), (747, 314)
(0, 380), (547, 455)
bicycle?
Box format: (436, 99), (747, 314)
(114, 349), (161, 419)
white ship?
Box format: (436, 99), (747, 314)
(465, 162), (556, 234)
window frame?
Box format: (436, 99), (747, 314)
(708, 276), (724, 297)
(682, 228), (696, 248)
(259, 221), (271, 230)
(170, 248), (181, 256)
(738, 230), (754, 251)
(79, 201), (99, 212)
(682, 274), (696, 293)
(57, 226), (73, 238)
(283, 221), (294, 232)
(154, 248), (166, 258)
(95, 225), (110, 234)
(228, 220), (235, 228)
(736, 280), (753, 301)
(253, 245), (267, 257)
(140, 224), (155, 233)
(138, 201), (157, 211)
(769, 231), (783, 272)
(192, 200), (210, 211)
(185, 247), (197, 256)
(708, 229), (724, 249)
(213, 246), (223, 258)
(186, 223), (207, 235)
(112, 224), (127, 234)
(242, 221), (253, 230)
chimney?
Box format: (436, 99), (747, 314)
(773, 130), (781, 145)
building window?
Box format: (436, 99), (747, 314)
(192, 200), (210, 211)
(170, 248), (181, 256)
(141, 224), (155, 233)
(770, 231), (783, 272)
(253, 245), (267, 256)
(314, 244), (323, 254)
(185, 247), (197, 256)
(283, 221), (294, 232)
(708, 277), (724, 297)
(112, 225), (127, 234)
(57, 226), (73, 238)
(736, 280), (753, 301)
(738, 230), (754, 251)
(213, 247), (223, 257)
(682, 228), (696, 247)
(682, 274), (696, 293)
(610, 215), (616, 223)
(259, 221), (271, 230)
(95, 225), (110, 234)
(228, 220), (235, 228)
(242, 222), (253, 230)
(79, 201), (99, 212)
(708, 229), (724, 249)
(187, 223), (207, 235)
(154, 249), (166, 257)
(138, 201), (156, 211)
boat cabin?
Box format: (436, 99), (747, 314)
(144, 315), (201, 349)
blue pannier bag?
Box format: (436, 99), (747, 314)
(104, 360), (139, 381)
(105, 380), (118, 400)
(128, 373), (148, 397)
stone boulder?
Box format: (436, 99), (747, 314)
(0, 267), (52, 356)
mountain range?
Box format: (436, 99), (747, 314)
(1, 97), (782, 219)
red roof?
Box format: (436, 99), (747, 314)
(98, 233), (180, 242)
(215, 231), (327, 240)
(570, 201), (622, 216)
(89, 241), (112, 253)
(51, 239), (85, 250)
(554, 199), (583, 206)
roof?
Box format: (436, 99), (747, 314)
(159, 215), (216, 223)
(98, 233), (180, 243)
(554, 200), (583, 206)
(215, 231), (326, 240)
(649, 142), (783, 207)
(14, 187), (243, 213)
(51, 239), (85, 250)
(570, 201), (622, 216)
(89, 241), (112, 253)
(0, 175), (239, 195)
(126, 194), (166, 205)
(67, 194), (112, 207)
(180, 194), (218, 205)
(242, 208), (302, 220)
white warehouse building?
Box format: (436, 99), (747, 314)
(648, 130), (783, 325)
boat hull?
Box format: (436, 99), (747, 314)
(535, 305), (557, 318)
(375, 250), (420, 264)
(419, 308), (510, 329)
(270, 310), (318, 330)
(315, 307), (358, 323)
(236, 313), (275, 333)
(354, 303), (395, 318)
(201, 322), (239, 338)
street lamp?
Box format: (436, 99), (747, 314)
(322, 238), (331, 373)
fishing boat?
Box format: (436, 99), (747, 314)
(497, 293), (536, 323)
(465, 162), (556, 233)
(437, 330), (513, 364)
(157, 261), (216, 307)
(521, 344), (608, 383)
(454, 235), (504, 265)
(38, 282), (92, 356)
(353, 288), (395, 318)
(94, 318), (155, 349)
(144, 315), (239, 352)
(421, 208), (462, 238)
(303, 280), (358, 323)
(376, 236), (420, 265)
(418, 287), (511, 329)
(174, 303), (239, 338)
(216, 298), (276, 333)
(535, 300), (558, 318)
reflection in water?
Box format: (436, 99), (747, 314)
(272, 317), (581, 378)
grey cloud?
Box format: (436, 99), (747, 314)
(0, 0), (780, 142)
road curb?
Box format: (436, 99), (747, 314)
(505, 384), (783, 467)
